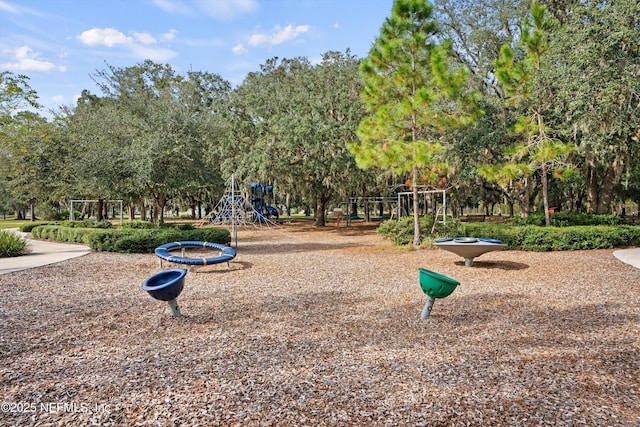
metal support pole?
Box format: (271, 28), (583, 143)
(167, 299), (182, 317)
(231, 173), (237, 248)
(421, 296), (436, 319)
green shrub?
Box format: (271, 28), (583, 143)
(0, 230), (27, 257)
(377, 216), (464, 246)
(176, 223), (195, 231)
(31, 225), (58, 240)
(60, 220), (113, 229)
(113, 229), (183, 253)
(85, 229), (122, 252)
(120, 221), (157, 229)
(19, 222), (54, 232)
(380, 216), (640, 251)
(118, 221), (195, 231)
(377, 217), (415, 246)
(462, 223), (640, 251)
(84, 226), (231, 253)
(30, 223), (228, 253)
(511, 212), (624, 227)
(55, 226), (95, 244)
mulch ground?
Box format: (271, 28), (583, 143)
(1, 221), (639, 426)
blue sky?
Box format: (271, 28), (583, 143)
(0, 0), (393, 114)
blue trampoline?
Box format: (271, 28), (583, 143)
(155, 241), (236, 267)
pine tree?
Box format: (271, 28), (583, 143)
(493, 0), (575, 225)
(349, 0), (478, 246)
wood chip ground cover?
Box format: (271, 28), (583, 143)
(1, 222), (639, 426)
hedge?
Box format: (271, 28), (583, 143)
(19, 222), (55, 232)
(377, 216), (462, 246)
(376, 217), (640, 251)
(462, 223), (640, 251)
(511, 212), (624, 227)
(31, 225), (230, 253)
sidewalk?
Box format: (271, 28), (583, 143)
(0, 229), (90, 275)
(613, 248), (640, 270)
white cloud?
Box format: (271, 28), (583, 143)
(334, 22), (339, 29)
(77, 28), (133, 47)
(232, 43), (248, 55)
(51, 95), (65, 102)
(75, 27), (177, 61)
(196, 0), (258, 20)
(161, 29), (178, 42)
(1, 45), (61, 72)
(4, 57), (55, 71)
(0, 0), (19, 13)
(129, 44), (178, 62)
(0, 0), (44, 16)
(151, 0), (192, 14)
(14, 45), (32, 59)
(248, 24), (310, 47)
(134, 32), (157, 45)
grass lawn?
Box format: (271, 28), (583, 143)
(0, 218), (35, 230)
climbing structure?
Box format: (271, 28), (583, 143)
(201, 174), (279, 229)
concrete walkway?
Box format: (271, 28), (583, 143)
(613, 248), (640, 270)
(0, 229), (90, 275)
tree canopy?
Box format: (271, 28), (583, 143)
(2, 0), (639, 224)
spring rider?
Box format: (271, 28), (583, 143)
(418, 268), (460, 319)
(142, 268), (187, 317)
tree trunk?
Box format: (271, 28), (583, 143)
(350, 194), (358, 219)
(541, 164), (550, 226)
(157, 192), (166, 225)
(519, 177), (530, 217)
(412, 166), (421, 247)
(585, 151), (599, 213)
(30, 204), (36, 221)
(314, 193), (329, 227)
(96, 199), (104, 222)
(597, 157), (624, 214)
(315, 200), (324, 226)
(597, 166), (616, 214)
(285, 193), (291, 217)
(587, 153), (624, 214)
(507, 197), (514, 217)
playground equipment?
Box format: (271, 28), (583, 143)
(249, 181), (279, 222)
(342, 189), (446, 226)
(418, 268), (460, 319)
(435, 237), (506, 267)
(397, 189), (446, 224)
(342, 196), (397, 225)
(155, 241), (236, 268)
(204, 174), (279, 247)
(142, 268), (187, 317)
